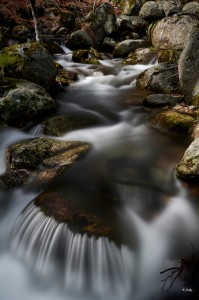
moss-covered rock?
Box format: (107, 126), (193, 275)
(113, 39), (147, 58)
(176, 138), (199, 180)
(158, 49), (181, 63)
(34, 191), (115, 239)
(42, 114), (99, 137)
(1, 42), (57, 91)
(72, 48), (102, 64)
(0, 78), (56, 127)
(12, 25), (31, 41)
(66, 30), (94, 50)
(147, 110), (194, 135)
(0, 137), (91, 189)
(56, 69), (77, 87)
(123, 47), (157, 65)
(136, 62), (181, 94)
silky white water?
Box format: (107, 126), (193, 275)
(0, 48), (199, 300)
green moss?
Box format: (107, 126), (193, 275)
(147, 111), (194, 135)
(158, 50), (179, 63)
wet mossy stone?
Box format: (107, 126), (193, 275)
(1, 42), (57, 91)
(56, 69), (78, 87)
(34, 191), (115, 239)
(72, 48), (102, 63)
(42, 115), (99, 137)
(1, 138), (91, 189)
(7, 137), (91, 170)
(176, 138), (199, 180)
(147, 110), (194, 135)
(143, 94), (183, 109)
(0, 79), (55, 127)
(123, 47), (157, 65)
(158, 49), (181, 63)
(113, 39), (147, 58)
(136, 62), (181, 94)
(66, 30), (94, 50)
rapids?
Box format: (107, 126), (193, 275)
(0, 47), (199, 300)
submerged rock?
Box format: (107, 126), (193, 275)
(0, 78), (55, 127)
(0, 137), (91, 189)
(176, 138), (199, 180)
(42, 114), (99, 137)
(34, 191), (115, 239)
(1, 42), (57, 91)
(147, 110), (194, 135)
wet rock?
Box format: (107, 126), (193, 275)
(72, 48), (102, 64)
(143, 94), (183, 109)
(34, 191), (115, 239)
(1, 42), (57, 91)
(139, 1), (165, 22)
(123, 47), (157, 65)
(149, 15), (199, 50)
(176, 138), (199, 180)
(136, 62), (181, 94)
(182, 2), (199, 16)
(56, 69), (78, 87)
(0, 78), (55, 127)
(178, 31), (199, 105)
(113, 39), (147, 58)
(147, 110), (194, 135)
(42, 114), (99, 137)
(0, 137), (91, 188)
(66, 30), (94, 50)
(130, 15), (149, 36)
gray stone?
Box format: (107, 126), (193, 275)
(149, 15), (199, 50)
(139, 1), (165, 22)
(176, 138), (199, 180)
(136, 62), (181, 94)
(113, 39), (147, 58)
(178, 31), (199, 105)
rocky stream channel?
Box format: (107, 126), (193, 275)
(1, 1), (199, 300)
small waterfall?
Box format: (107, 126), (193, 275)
(11, 202), (135, 300)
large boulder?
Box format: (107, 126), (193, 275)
(176, 138), (199, 180)
(178, 31), (199, 105)
(136, 62), (181, 94)
(160, 1), (182, 17)
(149, 14), (199, 50)
(1, 42), (57, 91)
(0, 78), (55, 127)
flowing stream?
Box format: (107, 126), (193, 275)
(0, 47), (199, 300)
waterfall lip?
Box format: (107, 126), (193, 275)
(11, 201), (135, 299)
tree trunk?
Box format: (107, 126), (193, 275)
(29, 0), (42, 43)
